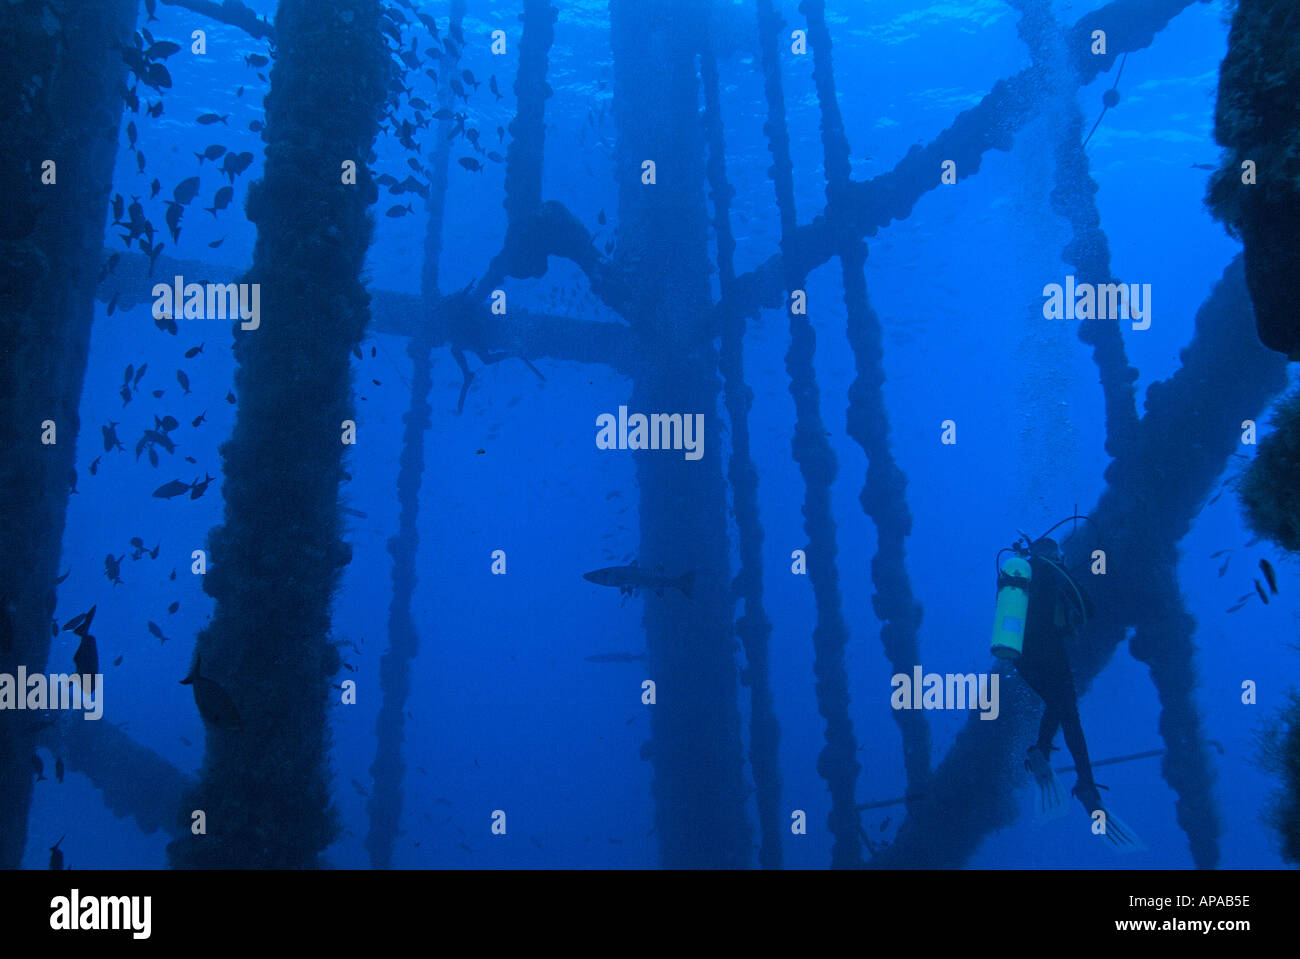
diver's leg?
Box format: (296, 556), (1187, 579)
(479, 349), (547, 382)
(453, 347), (474, 414)
(1051, 683), (1115, 825)
(1059, 699), (1094, 783)
(1017, 653), (1066, 815)
(1035, 703), (1061, 755)
(1015, 653), (1058, 751)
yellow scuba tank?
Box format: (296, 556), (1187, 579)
(991, 555), (1032, 659)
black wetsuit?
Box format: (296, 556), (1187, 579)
(1016, 550), (1099, 809)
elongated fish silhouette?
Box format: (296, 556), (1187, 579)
(180, 656), (242, 729)
(582, 563), (694, 598)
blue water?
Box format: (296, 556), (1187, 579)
(22, 0), (1296, 869)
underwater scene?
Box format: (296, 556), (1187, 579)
(3, 0), (1300, 879)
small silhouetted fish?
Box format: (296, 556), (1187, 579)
(486, 151), (503, 164)
(190, 474), (214, 499)
(458, 157), (482, 172)
(490, 75), (501, 100)
(113, 655), (123, 666)
(143, 429), (175, 453)
(164, 201), (183, 242)
(209, 237), (225, 248)
(49, 835), (64, 870)
(102, 421), (124, 452)
(221, 151), (254, 182)
(1226, 600), (1247, 613)
(206, 185), (233, 217)
(159, 414), (179, 432)
(107, 292), (120, 317)
(32, 753), (46, 782)
(249, 120), (264, 133)
(152, 389), (165, 398)
(136, 150), (146, 173)
(63, 606), (95, 638)
(55, 757), (64, 783)
(152, 479), (192, 499)
(147, 621), (165, 642)
(192, 411), (206, 427)
(150, 178), (161, 199)
(180, 656), (241, 729)
(73, 633), (98, 693)
(147, 40), (179, 59)
(55, 569), (70, 585)
(1260, 558), (1278, 594)
(1191, 163), (1215, 171)
(177, 370), (190, 394)
(1218, 557), (1230, 577)
(173, 176), (201, 205)
(179, 736), (191, 746)
(148, 100), (163, 118)
(1255, 580), (1270, 605)
(244, 53), (269, 68)
(351, 779), (368, 797)
(197, 113), (229, 125)
(168, 601), (179, 614)
(185, 343), (204, 359)
(112, 193), (124, 221)
(127, 120), (137, 149)
(1210, 549), (1231, 558)
(104, 553), (123, 585)
(226, 391), (236, 404)
(195, 144), (226, 165)
(496, 125), (504, 143)
(598, 209), (606, 225)
(386, 203), (413, 217)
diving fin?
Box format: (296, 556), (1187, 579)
(1026, 747), (1068, 823)
(1076, 781), (1145, 852)
(1092, 805), (1146, 853)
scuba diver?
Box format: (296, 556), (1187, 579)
(436, 282), (546, 414)
(991, 516), (1142, 849)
